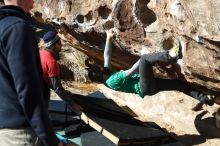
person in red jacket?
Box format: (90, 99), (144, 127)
(40, 31), (82, 114)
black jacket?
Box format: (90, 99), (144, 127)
(0, 6), (59, 146)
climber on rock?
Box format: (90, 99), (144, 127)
(87, 28), (218, 109)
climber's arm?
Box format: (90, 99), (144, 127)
(104, 29), (114, 69)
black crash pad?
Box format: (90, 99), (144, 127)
(81, 130), (184, 146)
(81, 131), (116, 146)
(48, 100), (80, 128)
(68, 92), (181, 145)
(48, 100), (72, 114)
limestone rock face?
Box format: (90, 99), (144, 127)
(33, 0), (220, 93)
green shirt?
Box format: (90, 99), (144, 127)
(104, 71), (144, 98)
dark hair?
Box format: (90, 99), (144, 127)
(87, 65), (103, 82)
(43, 31), (60, 49)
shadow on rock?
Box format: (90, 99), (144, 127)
(170, 111), (220, 146)
(194, 111), (220, 139)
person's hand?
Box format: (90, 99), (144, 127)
(140, 46), (150, 55)
(106, 28), (115, 39)
(72, 103), (83, 115)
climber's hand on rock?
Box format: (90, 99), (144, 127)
(106, 28), (115, 39)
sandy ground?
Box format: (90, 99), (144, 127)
(51, 81), (220, 146)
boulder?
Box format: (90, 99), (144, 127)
(33, 0), (220, 93)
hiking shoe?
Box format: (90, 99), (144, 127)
(168, 40), (182, 60)
(203, 95), (215, 106)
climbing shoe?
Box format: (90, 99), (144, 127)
(192, 95), (215, 111)
(203, 95), (215, 106)
(168, 39), (183, 60)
